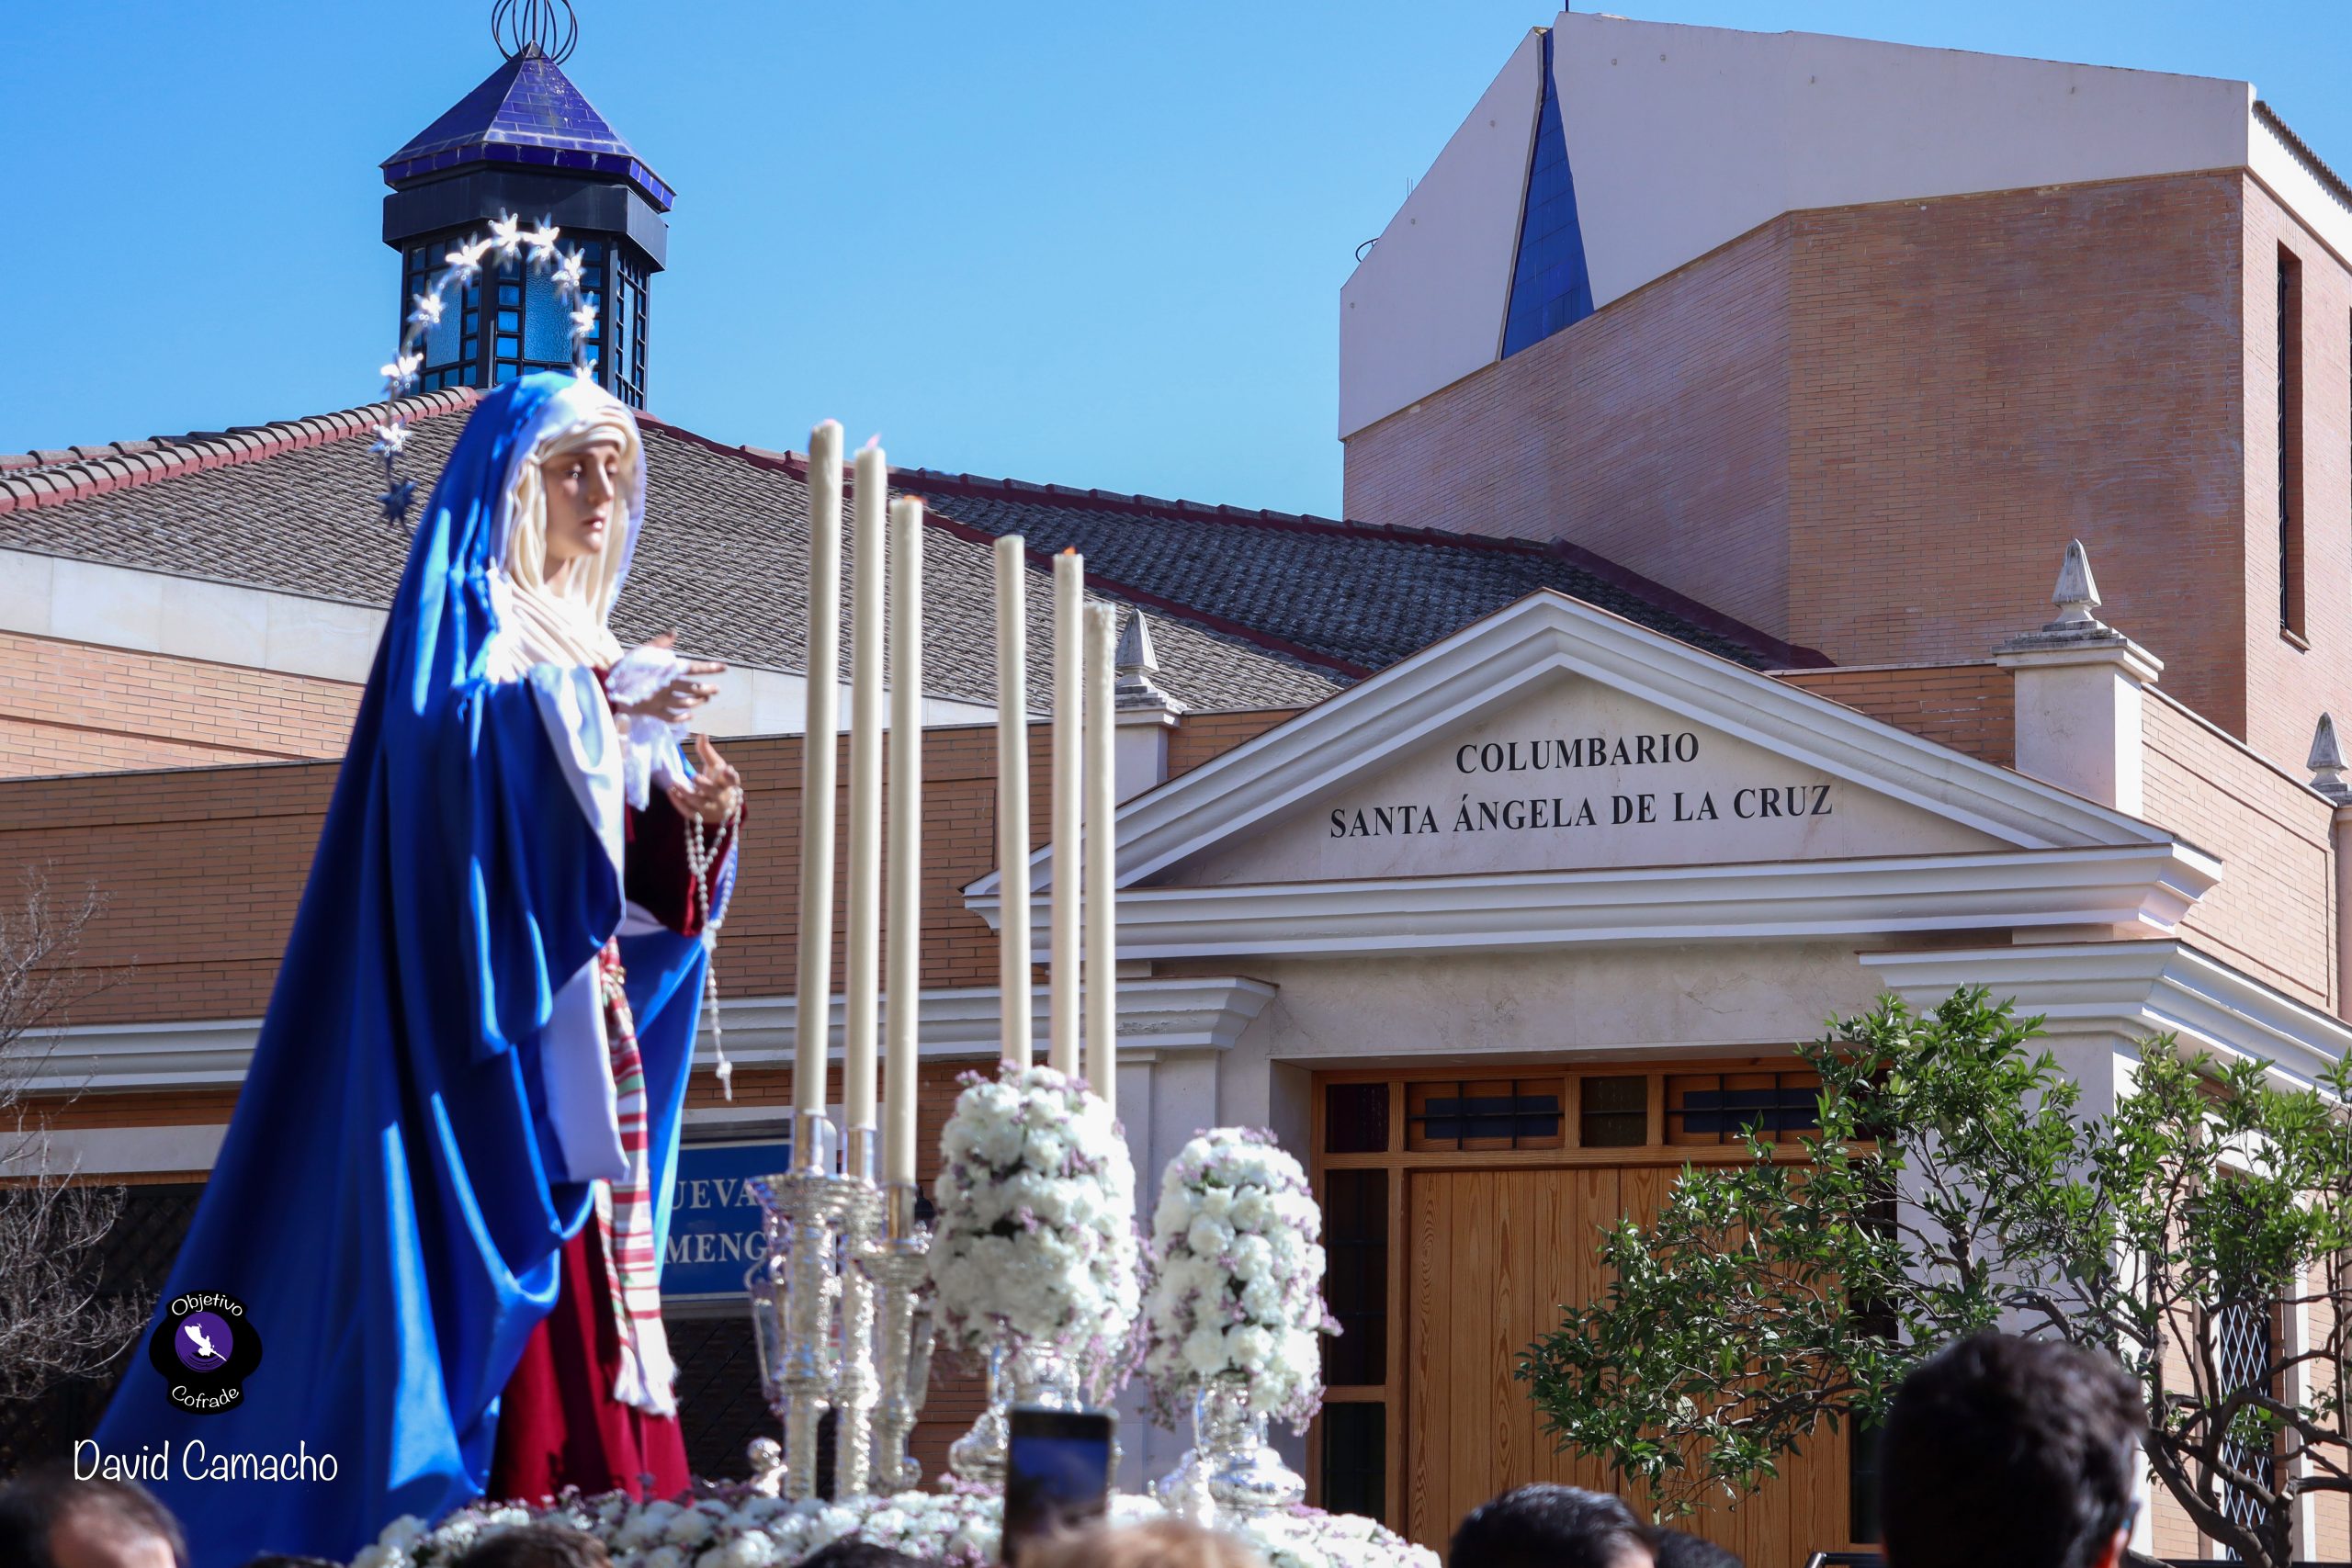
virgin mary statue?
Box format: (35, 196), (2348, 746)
(95, 372), (744, 1566)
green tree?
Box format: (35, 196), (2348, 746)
(1520, 987), (2352, 1568)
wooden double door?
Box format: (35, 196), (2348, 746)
(1403, 1165), (1859, 1566)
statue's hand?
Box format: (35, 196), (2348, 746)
(669, 733), (743, 824)
(613, 632), (726, 723)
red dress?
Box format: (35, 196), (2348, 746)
(487, 790), (733, 1505)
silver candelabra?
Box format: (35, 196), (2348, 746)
(747, 1114), (934, 1500)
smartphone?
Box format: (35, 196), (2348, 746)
(1001, 1404), (1116, 1563)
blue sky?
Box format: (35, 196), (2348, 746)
(5, 2), (2346, 516)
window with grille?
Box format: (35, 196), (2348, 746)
(1666, 1071), (1823, 1145)
(2214, 1296), (2277, 1555)
(1405, 1079), (1563, 1151)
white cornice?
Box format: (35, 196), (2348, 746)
(27, 976), (1277, 1095)
(969, 843), (2220, 961)
(1860, 941), (2352, 1089)
(967, 592), (2170, 903)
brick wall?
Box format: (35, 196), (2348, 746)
(0, 632), (361, 779)
(1783, 174), (2249, 729)
(2239, 175), (2352, 765)
(1777, 662), (2015, 766)
(2140, 693), (2337, 1010)
(1343, 220), (1794, 639)
(1341, 171), (2352, 772)
(0, 710), (1309, 1028)
(1166, 707), (1298, 781)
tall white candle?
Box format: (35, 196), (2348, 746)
(842, 440), (886, 1157)
(1049, 550), (1084, 1079)
(794, 421), (842, 1134)
(995, 536), (1034, 1066)
(883, 497), (926, 1190)
(1083, 603), (1118, 1096)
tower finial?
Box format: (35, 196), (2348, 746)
(492, 0), (578, 64)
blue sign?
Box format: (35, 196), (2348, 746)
(663, 1140), (790, 1300)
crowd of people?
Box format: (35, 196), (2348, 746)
(0, 1332), (2149, 1568)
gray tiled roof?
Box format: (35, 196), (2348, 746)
(0, 390), (1816, 723)
(899, 473), (1811, 672)
(0, 395), (1342, 715)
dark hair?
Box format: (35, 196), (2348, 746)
(1448, 1483), (1653, 1568)
(0, 1464), (187, 1568)
(800, 1544), (935, 1568)
(1881, 1332), (2145, 1568)
(1652, 1530), (1742, 1568)
(451, 1523), (610, 1568)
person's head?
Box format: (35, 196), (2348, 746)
(0, 1464), (186, 1568)
(500, 386), (641, 620)
(449, 1523), (610, 1568)
(1013, 1518), (1264, 1568)
(1650, 1530), (1741, 1568)
(799, 1544), (934, 1568)
(1881, 1332), (2145, 1568)
(1448, 1484), (1654, 1568)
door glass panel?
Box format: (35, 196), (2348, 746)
(1318, 1402), (1385, 1523)
(1322, 1168), (1387, 1387)
(1324, 1082), (1388, 1154)
(1578, 1075), (1648, 1147)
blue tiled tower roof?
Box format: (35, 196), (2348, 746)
(381, 45), (673, 211)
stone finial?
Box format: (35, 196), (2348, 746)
(2311, 714), (2352, 803)
(1995, 536), (2159, 682)
(1115, 604), (1159, 681)
(2051, 539), (2102, 627)
(1113, 609), (1187, 715)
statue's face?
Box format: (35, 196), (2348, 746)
(542, 434), (628, 571)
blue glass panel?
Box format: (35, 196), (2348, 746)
(494, 363), (519, 384)
(1499, 29), (1593, 357)
(498, 282), (521, 306)
(524, 269), (574, 360)
(424, 296), (462, 367)
(496, 309), (520, 333)
(496, 334), (520, 358)
(584, 241), (604, 262)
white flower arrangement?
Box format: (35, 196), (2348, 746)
(1143, 1128), (1337, 1433)
(357, 1488), (1436, 1568)
(928, 1061), (1142, 1375)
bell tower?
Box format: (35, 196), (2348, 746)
(379, 1), (670, 406)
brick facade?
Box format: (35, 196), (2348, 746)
(2139, 692), (2339, 1010)
(1345, 220), (1795, 639)
(0, 631), (361, 779)
(1345, 171), (2352, 771)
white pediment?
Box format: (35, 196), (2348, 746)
(966, 592), (2218, 958)
(1166, 676), (2002, 886)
